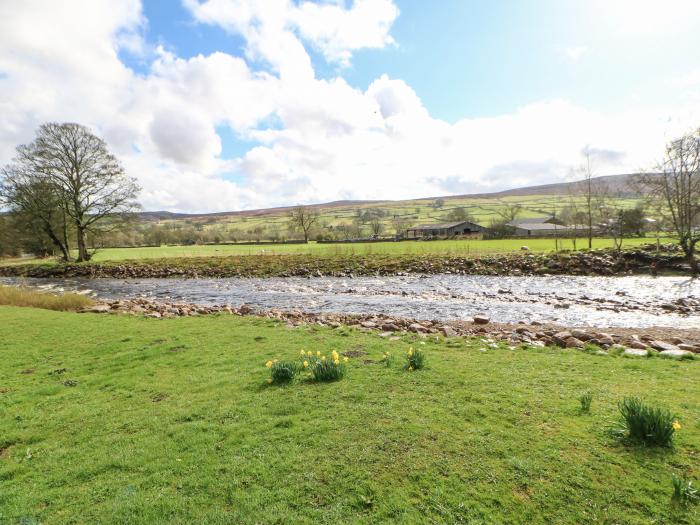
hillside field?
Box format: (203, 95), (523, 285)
(0, 307), (698, 524)
(149, 192), (645, 237)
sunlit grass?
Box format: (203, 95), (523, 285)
(0, 307), (697, 523)
(1, 236), (673, 265)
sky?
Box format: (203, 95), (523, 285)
(2, 0), (700, 213)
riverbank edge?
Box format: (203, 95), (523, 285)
(0, 245), (689, 279)
(79, 297), (699, 360)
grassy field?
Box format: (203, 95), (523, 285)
(1, 307), (698, 523)
(1, 236), (671, 265)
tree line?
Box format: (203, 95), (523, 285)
(1, 122), (700, 272)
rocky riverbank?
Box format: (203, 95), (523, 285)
(0, 244), (691, 279)
(81, 297), (699, 359)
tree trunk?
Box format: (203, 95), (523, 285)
(44, 226), (70, 262)
(76, 225), (90, 262)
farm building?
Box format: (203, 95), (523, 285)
(405, 221), (488, 239)
(507, 216), (585, 237)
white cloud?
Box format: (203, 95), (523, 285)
(565, 46), (588, 61)
(1, 1), (700, 213)
(183, 0), (398, 68)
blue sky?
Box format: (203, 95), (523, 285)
(3, 1), (700, 212)
(137, 0), (700, 121)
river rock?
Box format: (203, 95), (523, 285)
(597, 334), (615, 346)
(623, 348), (648, 357)
(472, 316), (490, 325)
(440, 326), (458, 338)
(659, 349), (693, 359)
(238, 304), (253, 315)
(81, 304), (111, 313)
(628, 340), (648, 350)
(571, 329), (593, 341)
(565, 337), (584, 348)
(649, 340), (680, 352)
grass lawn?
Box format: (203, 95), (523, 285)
(1, 307), (698, 523)
(1, 236), (672, 265)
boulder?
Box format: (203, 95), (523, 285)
(472, 316), (490, 325)
(627, 340), (648, 350)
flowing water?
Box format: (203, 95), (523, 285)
(2, 275), (699, 328)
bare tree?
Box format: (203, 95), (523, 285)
(391, 215), (410, 237)
(3, 123), (140, 261)
(369, 217), (384, 237)
(642, 130), (700, 273)
(576, 146), (607, 249)
(495, 203), (522, 223)
(288, 205), (320, 243)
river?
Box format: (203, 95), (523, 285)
(2, 274), (699, 328)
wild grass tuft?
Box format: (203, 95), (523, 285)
(0, 285), (93, 311)
(612, 397), (679, 447)
(381, 351), (394, 367)
(671, 474), (699, 506)
(579, 391), (593, 413)
(405, 347), (425, 371)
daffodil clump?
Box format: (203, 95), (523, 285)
(264, 358), (298, 385)
(405, 347), (425, 371)
(612, 397), (679, 447)
(298, 348), (348, 382)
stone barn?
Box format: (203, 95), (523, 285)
(405, 221), (487, 239)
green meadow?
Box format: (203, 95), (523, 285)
(1, 307), (698, 524)
(1, 236), (669, 265)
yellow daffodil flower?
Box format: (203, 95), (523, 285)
(672, 420), (681, 430)
(321, 356), (326, 361)
(303, 361), (309, 368)
(267, 378), (273, 384)
(265, 360), (273, 368)
(316, 351), (321, 357)
(343, 357), (349, 362)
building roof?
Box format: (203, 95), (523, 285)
(513, 222), (573, 231)
(407, 221), (483, 230)
(507, 216), (557, 226)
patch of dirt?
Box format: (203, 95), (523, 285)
(513, 486), (533, 501)
(63, 379), (78, 387)
(49, 368), (67, 375)
(342, 350), (367, 358)
(151, 392), (169, 403)
(168, 345), (187, 353)
(362, 359), (377, 365)
(20, 369), (35, 375)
